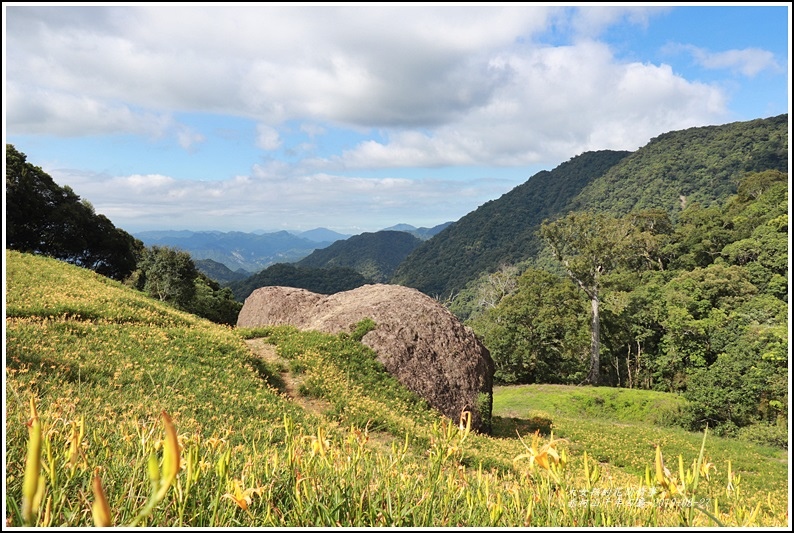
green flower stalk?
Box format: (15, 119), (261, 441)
(22, 397), (44, 526)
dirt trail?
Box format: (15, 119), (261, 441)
(245, 338), (331, 417)
(244, 337), (398, 451)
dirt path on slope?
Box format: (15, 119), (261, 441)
(245, 337), (331, 418)
(244, 337), (399, 452)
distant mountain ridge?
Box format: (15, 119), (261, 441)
(391, 150), (632, 297)
(382, 222), (454, 240)
(134, 222), (453, 278)
(228, 263), (370, 301)
(294, 227), (352, 243)
(134, 229), (332, 272)
(296, 230), (423, 283)
(194, 258), (249, 285)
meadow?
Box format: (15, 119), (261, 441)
(4, 250), (789, 527)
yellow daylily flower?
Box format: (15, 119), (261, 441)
(222, 479), (264, 511)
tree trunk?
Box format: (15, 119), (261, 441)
(626, 343), (633, 389)
(586, 294), (600, 384)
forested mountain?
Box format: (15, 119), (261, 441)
(296, 230), (422, 283)
(228, 263), (370, 302)
(467, 168), (788, 439)
(568, 114), (789, 215)
(392, 114), (788, 298)
(134, 230), (332, 272)
(382, 222), (454, 240)
(391, 150), (631, 297)
(195, 258), (250, 284)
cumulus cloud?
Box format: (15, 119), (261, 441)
(567, 5), (669, 39)
(309, 41), (726, 170)
(5, 85), (173, 137)
(46, 164), (510, 233)
(256, 124), (282, 151)
(682, 45), (782, 77)
(5, 5), (729, 165)
(6, 5), (782, 232)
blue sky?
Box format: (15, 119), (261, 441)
(3, 3), (790, 234)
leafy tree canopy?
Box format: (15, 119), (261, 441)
(5, 144), (143, 280)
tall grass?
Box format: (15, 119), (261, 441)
(5, 251), (789, 526)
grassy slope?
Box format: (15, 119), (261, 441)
(494, 384), (788, 507)
(5, 251), (788, 526)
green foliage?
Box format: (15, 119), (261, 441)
(736, 421), (788, 450)
(194, 258), (249, 285)
(297, 230), (422, 283)
(569, 114), (788, 216)
(539, 210), (666, 384)
(130, 246), (242, 325)
(470, 268), (589, 385)
(468, 166), (788, 437)
(229, 263), (370, 301)
(133, 246), (199, 307)
(185, 274), (243, 326)
(349, 318), (377, 342)
(395, 115), (787, 299)
(5, 144), (143, 280)
(393, 150), (631, 298)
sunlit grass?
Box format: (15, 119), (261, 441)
(493, 384), (789, 513)
(5, 250), (788, 527)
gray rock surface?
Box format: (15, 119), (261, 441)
(237, 284), (494, 432)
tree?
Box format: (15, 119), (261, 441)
(6, 144), (142, 280)
(539, 211), (662, 384)
(185, 274), (243, 326)
(134, 246), (198, 307)
(471, 268), (589, 384)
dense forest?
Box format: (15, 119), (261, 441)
(394, 114), (788, 299)
(228, 263), (371, 302)
(296, 230), (422, 283)
(456, 168), (788, 443)
(392, 150), (631, 297)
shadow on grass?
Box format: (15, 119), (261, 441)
(491, 415), (553, 439)
(247, 356), (287, 393)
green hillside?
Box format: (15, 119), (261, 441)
(569, 114), (789, 215)
(228, 262), (371, 302)
(392, 114), (788, 298)
(392, 150), (630, 297)
(5, 250), (787, 526)
(296, 230), (422, 283)
(195, 258), (249, 285)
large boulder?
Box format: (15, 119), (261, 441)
(237, 284), (494, 432)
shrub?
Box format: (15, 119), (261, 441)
(737, 422), (788, 449)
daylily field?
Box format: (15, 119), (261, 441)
(4, 250), (789, 527)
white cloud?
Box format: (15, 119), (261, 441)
(6, 5), (782, 233)
(5, 85), (173, 137)
(568, 6), (669, 39)
(255, 124), (282, 151)
(305, 41), (727, 171)
(6, 5), (730, 161)
(46, 164), (512, 233)
(177, 126), (205, 151)
(686, 46), (782, 77)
